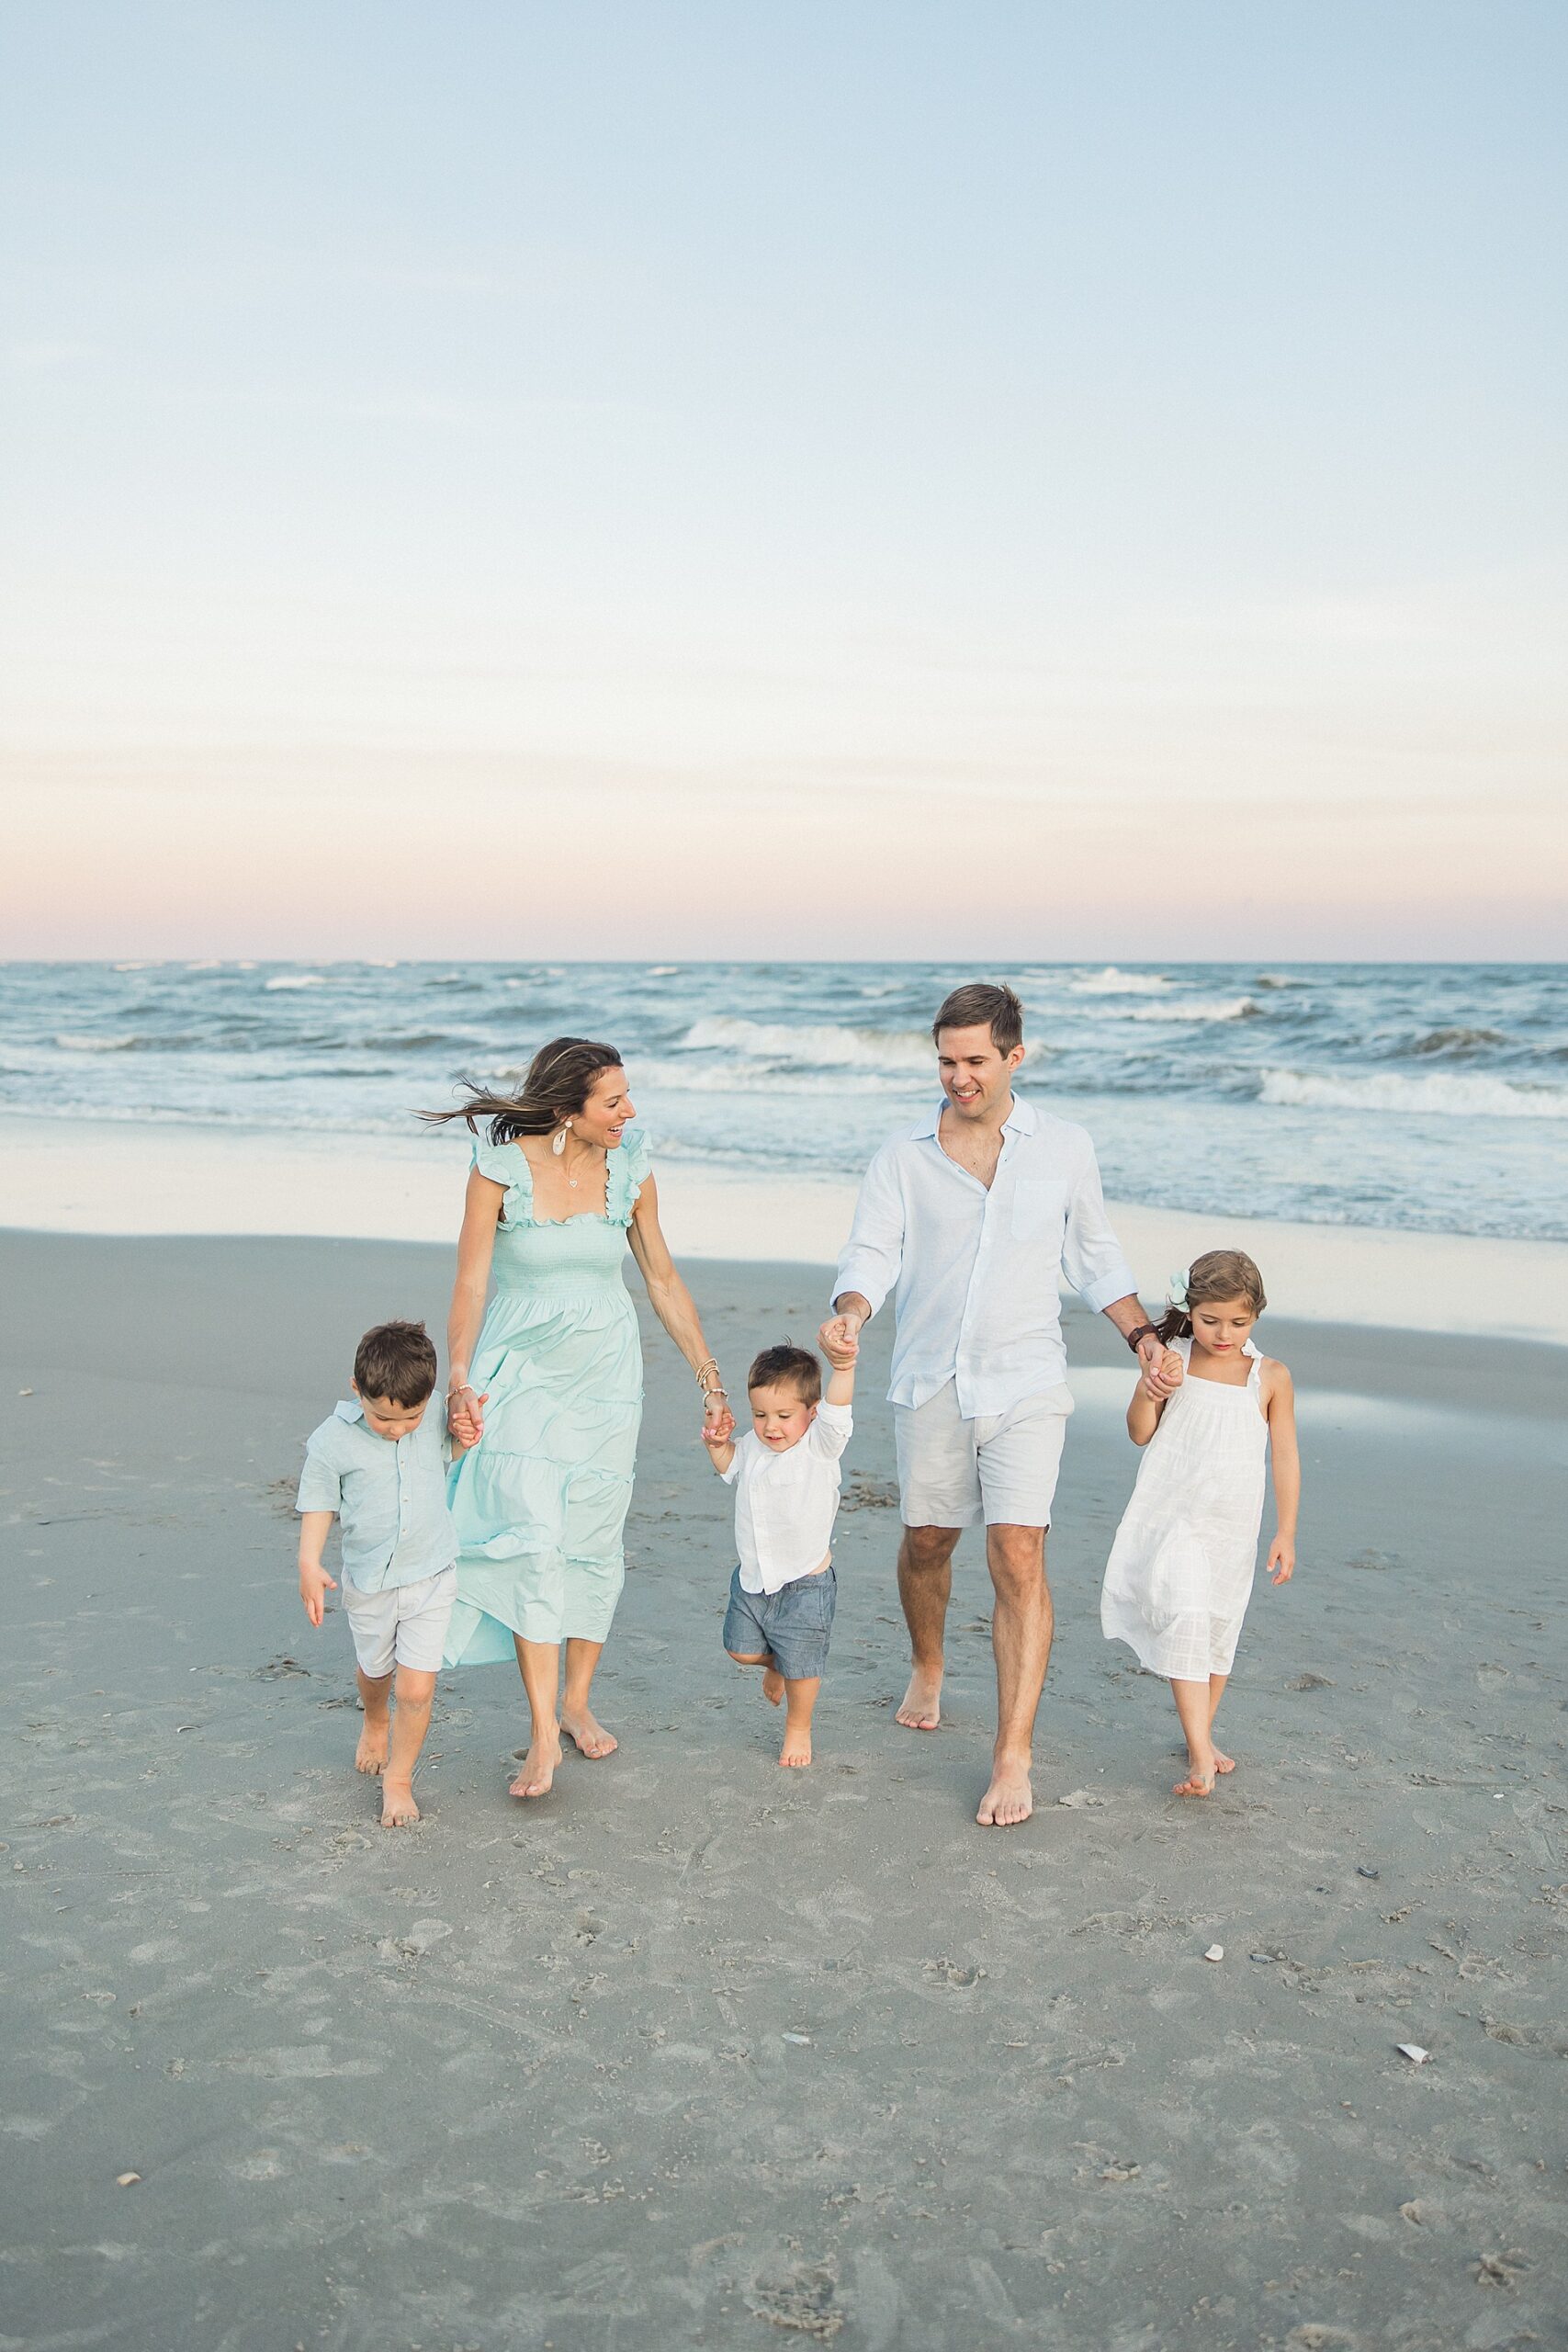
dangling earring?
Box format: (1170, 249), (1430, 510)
(551, 1119), (571, 1157)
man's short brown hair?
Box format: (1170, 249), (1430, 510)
(931, 981), (1024, 1057)
(747, 1343), (822, 1405)
(353, 1320), (438, 1408)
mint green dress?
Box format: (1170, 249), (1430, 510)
(443, 1129), (651, 1665)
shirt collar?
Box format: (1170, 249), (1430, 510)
(334, 1398), (366, 1425)
(909, 1092), (1037, 1140)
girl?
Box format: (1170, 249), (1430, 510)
(1100, 1249), (1300, 1797)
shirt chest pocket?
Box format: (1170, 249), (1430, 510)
(1010, 1179), (1066, 1244)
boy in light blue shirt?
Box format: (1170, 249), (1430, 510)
(296, 1320), (479, 1826)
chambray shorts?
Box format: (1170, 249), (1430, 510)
(723, 1565), (837, 1682)
(894, 1380), (1076, 1531)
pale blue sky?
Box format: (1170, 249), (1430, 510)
(3, 2), (1563, 956)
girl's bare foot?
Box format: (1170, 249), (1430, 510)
(379, 1779), (420, 1826)
(509, 1732), (560, 1799)
(896, 1667), (942, 1730)
(779, 1728), (812, 1768)
(1212, 1747), (1235, 1774)
(560, 1707), (618, 1759)
(1173, 1755), (1217, 1797)
(355, 1724), (389, 1775)
(761, 1666), (784, 1707)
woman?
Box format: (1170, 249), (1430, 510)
(423, 1038), (727, 1800)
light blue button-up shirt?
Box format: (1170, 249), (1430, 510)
(833, 1096), (1139, 1417)
(295, 1400), (457, 1593)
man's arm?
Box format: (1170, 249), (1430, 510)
(822, 1148), (904, 1351)
(1061, 1137), (1179, 1399)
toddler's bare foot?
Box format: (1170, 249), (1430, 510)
(1212, 1747), (1235, 1774)
(509, 1732), (560, 1799)
(761, 1666), (784, 1707)
(355, 1724), (389, 1775)
(379, 1779), (420, 1826)
(896, 1667), (942, 1730)
(1173, 1754), (1217, 1797)
(779, 1728), (812, 1768)
(560, 1706), (618, 1759)
(976, 1759), (1032, 1826)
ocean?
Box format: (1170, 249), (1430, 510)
(4, 960), (1565, 1241)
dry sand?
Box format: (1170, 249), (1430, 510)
(3, 1232), (1565, 2351)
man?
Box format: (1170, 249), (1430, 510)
(820, 981), (1174, 1828)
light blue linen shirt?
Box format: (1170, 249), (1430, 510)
(832, 1095), (1139, 1417)
(295, 1400), (457, 1594)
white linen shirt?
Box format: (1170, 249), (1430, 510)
(721, 1399), (853, 1594)
(295, 1400), (457, 1594)
(832, 1096), (1138, 1418)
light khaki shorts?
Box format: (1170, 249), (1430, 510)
(341, 1564), (457, 1678)
(894, 1381), (1075, 1531)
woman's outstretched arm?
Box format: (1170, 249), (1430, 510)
(626, 1173), (727, 1430)
(446, 1167), (504, 1442)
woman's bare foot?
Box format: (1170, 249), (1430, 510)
(355, 1724), (389, 1775)
(1173, 1754), (1217, 1797)
(379, 1779), (420, 1826)
(761, 1666), (784, 1707)
(509, 1731), (560, 1799)
(779, 1726), (812, 1768)
(976, 1759), (1032, 1826)
(1212, 1747), (1236, 1774)
(896, 1667), (942, 1730)
(560, 1707), (618, 1760)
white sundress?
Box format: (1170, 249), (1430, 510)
(1100, 1338), (1269, 1681)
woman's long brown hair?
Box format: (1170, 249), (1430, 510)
(419, 1036), (624, 1145)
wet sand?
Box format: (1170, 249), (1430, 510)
(3, 1232), (1565, 2351)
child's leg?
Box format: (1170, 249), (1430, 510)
(1169, 1677), (1217, 1796)
(1208, 1672), (1234, 1772)
(379, 1667), (437, 1826)
(780, 1676), (819, 1769)
(727, 1648), (785, 1706)
(355, 1668), (393, 1774)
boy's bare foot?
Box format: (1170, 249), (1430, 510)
(761, 1666), (784, 1707)
(509, 1732), (560, 1799)
(560, 1707), (618, 1760)
(355, 1724), (389, 1775)
(1173, 1757), (1217, 1797)
(1212, 1747), (1236, 1774)
(976, 1760), (1032, 1826)
(896, 1667), (942, 1730)
(779, 1728), (812, 1768)
(379, 1779), (420, 1826)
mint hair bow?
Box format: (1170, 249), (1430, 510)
(1165, 1267), (1190, 1311)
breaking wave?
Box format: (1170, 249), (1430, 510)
(1260, 1069), (1568, 1120)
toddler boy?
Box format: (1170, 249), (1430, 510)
(703, 1329), (857, 1767)
(296, 1320), (477, 1827)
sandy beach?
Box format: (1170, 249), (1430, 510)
(4, 1227), (1565, 2350)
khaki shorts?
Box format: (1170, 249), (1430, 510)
(894, 1381), (1075, 1531)
(341, 1565), (457, 1678)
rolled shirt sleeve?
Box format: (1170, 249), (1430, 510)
(296, 1435), (344, 1517)
(1061, 1135), (1138, 1314)
(832, 1145), (905, 1319)
(807, 1399), (853, 1461)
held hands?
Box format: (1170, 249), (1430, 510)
(702, 1405), (736, 1452)
(299, 1559), (337, 1627)
(1268, 1533), (1296, 1585)
(1137, 1337), (1183, 1403)
(818, 1311), (863, 1364)
(446, 1385), (489, 1446)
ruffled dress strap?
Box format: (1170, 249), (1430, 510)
(607, 1129), (651, 1229)
(471, 1136), (533, 1226)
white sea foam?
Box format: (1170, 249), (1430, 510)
(1068, 967), (1171, 995)
(681, 1015), (939, 1072)
(1261, 1069), (1568, 1121)
(263, 974), (327, 990)
(648, 965), (681, 977)
(55, 1032), (140, 1053)
(1122, 996), (1258, 1023)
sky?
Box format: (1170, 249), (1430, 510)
(2, 1), (1564, 960)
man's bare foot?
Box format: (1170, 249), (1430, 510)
(761, 1666), (784, 1707)
(896, 1667), (942, 1730)
(1173, 1756), (1217, 1797)
(509, 1732), (560, 1799)
(779, 1728), (812, 1768)
(1212, 1747), (1235, 1774)
(355, 1724), (389, 1775)
(379, 1779), (420, 1826)
(560, 1707), (618, 1759)
(976, 1760), (1032, 1826)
